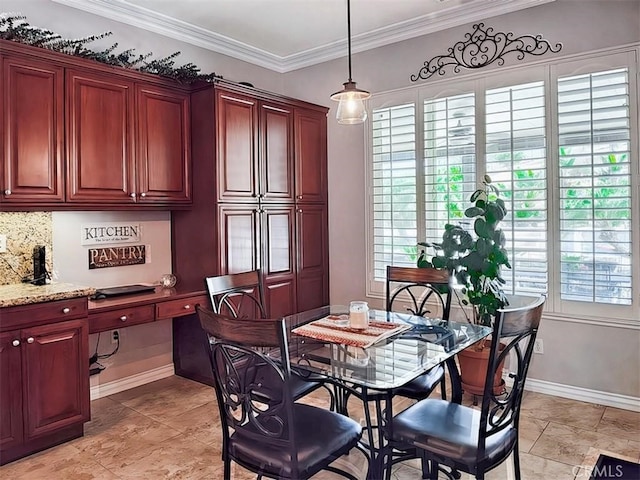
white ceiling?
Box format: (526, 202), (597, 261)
(52, 0), (555, 72)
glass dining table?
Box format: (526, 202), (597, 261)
(283, 305), (492, 479)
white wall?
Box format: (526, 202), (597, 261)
(51, 211), (174, 386)
(51, 211), (171, 287)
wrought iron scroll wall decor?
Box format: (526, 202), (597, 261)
(411, 23), (562, 82)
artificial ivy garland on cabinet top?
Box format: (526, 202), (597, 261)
(0, 13), (222, 83)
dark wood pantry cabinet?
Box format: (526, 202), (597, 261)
(1, 39), (191, 210)
(172, 81), (329, 384)
(173, 81), (328, 313)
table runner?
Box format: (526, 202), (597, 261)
(292, 315), (411, 348)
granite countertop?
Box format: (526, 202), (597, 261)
(0, 282), (96, 308)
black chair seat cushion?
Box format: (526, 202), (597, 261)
(249, 363), (322, 403)
(230, 403), (362, 478)
(390, 399), (517, 467)
(391, 364), (444, 399)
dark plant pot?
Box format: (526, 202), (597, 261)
(457, 339), (506, 396)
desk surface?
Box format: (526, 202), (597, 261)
(287, 305), (491, 390)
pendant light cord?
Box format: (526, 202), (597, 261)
(347, 0), (353, 82)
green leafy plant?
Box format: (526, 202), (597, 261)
(418, 174), (510, 326)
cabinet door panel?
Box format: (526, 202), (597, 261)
(137, 85), (191, 203)
(261, 103), (293, 202)
(262, 206), (296, 316)
(218, 205), (259, 275)
(0, 331), (23, 451)
(294, 109), (327, 203)
(263, 206), (295, 277)
(297, 204), (328, 311)
(67, 71), (134, 202)
(2, 57), (63, 202)
(216, 91), (257, 201)
(264, 278), (296, 318)
(22, 319), (89, 440)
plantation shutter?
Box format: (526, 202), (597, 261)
(484, 81), (548, 296)
(557, 68), (632, 305)
(371, 104), (417, 281)
(423, 93), (477, 246)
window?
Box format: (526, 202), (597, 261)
(557, 68), (633, 306)
(367, 49), (639, 323)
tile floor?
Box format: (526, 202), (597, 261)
(1, 375), (638, 479)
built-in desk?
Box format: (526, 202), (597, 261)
(88, 287), (209, 333)
(89, 287), (211, 386)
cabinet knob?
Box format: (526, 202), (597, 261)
(12, 339), (20, 347)
(27, 337), (35, 344)
(297, 209), (303, 213)
(183, 304), (191, 310)
(140, 192), (146, 197)
(4, 189), (11, 196)
(258, 193), (265, 199)
(62, 307), (71, 314)
(297, 195), (303, 200)
(120, 315), (127, 321)
(130, 192), (136, 198)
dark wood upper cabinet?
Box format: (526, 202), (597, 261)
(2, 56), (64, 203)
(66, 69), (135, 203)
(215, 88), (294, 203)
(259, 102), (294, 203)
(136, 85), (191, 203)
(216, 90), (257, 202)
(294, 108), (327, 204)
(0, 40), (192, 209)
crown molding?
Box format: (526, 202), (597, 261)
(52, 0), (556, 73)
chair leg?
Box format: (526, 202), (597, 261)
(223, 459), (231, 480)
(440, 375), (447, 401)
(513, 441), (522, 480)
(428, 459), (439, 480)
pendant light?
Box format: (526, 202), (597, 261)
(330, 0), (371, 124)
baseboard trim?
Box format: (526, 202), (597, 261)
(88, 364), (640, 412)
(525, 378), (640, 412)
(90, 364), (175, 400)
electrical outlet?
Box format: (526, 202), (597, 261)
(534, 339), (544, 354)
(111, 330), (120, 344)
(0, 234), (6, 253)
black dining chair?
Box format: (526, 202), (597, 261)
(386, 265), (453, 402)
(197, 306), (367, 480)
(383, 294), (546, 480)
(204, 270), (334, 406)
(205, 270), (267, 319)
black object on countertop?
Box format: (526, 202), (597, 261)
(92, 284), (155, 300)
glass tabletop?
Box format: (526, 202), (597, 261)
(285, 305), (492, 390)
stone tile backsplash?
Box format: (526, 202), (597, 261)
(0, 212), (53, 285)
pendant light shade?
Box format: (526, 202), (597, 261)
(331, 0), (370, 124)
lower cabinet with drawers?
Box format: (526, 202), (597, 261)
(0, 288), (208, 465)
(0, 297), (90, 465)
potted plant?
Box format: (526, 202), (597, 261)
(417, 174), (510, 397)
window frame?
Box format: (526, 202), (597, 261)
(365, 45), (640, 327)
